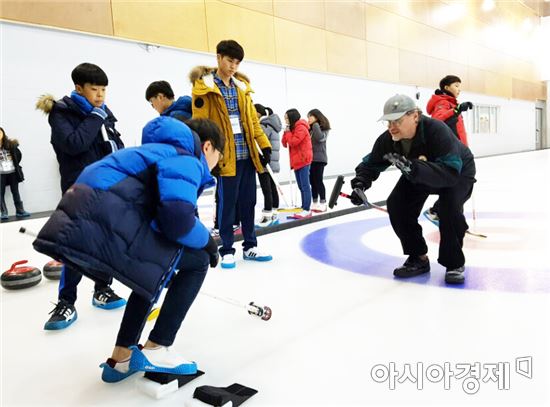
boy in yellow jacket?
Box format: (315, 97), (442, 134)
(189, 40), (273, 269)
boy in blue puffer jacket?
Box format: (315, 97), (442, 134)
(33, 116), (224, 381)
(145, 80), (192, 121)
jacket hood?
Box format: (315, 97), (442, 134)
(426, 93), (456, 115)
(261, 114), (282, 133)
(164, 96), (192, 117)
(36, 94), (56, 114)
(189, 66), (250, 84)
(142, 116), (198, 154)
(293, 119), (309, 132)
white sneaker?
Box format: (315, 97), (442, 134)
(257, 210), (273, 227)
(243, 247), (273, 262)
(311, 201), (319, 211)
(318, 202), (327, 212)
(221, 254), (236, 269)
(271, 210), (279, 221)
(141, 346), (194, 369)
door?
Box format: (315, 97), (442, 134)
(535, 107), (543, 150)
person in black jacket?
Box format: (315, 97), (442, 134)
(350, 94), (476, 284)
(36, 63), (126, 330)
(0, 127), (30, 219)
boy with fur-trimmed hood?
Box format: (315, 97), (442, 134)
(189, 39), (273, 269)
(36, 62), (126, 330)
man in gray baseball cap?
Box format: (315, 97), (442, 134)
(349, 94), (476, 284)
(378, 94), (418, 122)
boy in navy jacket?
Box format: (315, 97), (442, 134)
(36, 63), (126, 330)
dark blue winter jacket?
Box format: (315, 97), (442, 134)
(162, 96), (192, 121)
(33, 117), (215, 301)
(48, 96), (125, 193)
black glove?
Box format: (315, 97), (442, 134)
(350, 176), (367, 191)
(350, 189), (366, 206)
(455, 101), (473, 114)
(260, 147), (271, 167)
(383, 153), (413, 177)
(204, 235), (219, 268)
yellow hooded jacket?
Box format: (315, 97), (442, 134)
(189, 66), (271, 177)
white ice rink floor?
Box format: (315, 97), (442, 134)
(1, 150), (549, 406)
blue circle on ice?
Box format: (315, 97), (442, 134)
(301, 214), (550, 293)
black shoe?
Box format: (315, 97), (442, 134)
(44, 300), (78, 330)
(445, 266), (465, 284)
(393, 256), (430, 278)
(92, 286), (127, 310)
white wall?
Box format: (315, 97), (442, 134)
(0, 21), (539, 213)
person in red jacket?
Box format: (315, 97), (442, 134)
(282, 109), (312, 219)
(425, 75), (473, 221)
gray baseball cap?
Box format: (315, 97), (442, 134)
(378, 94), (417, 121)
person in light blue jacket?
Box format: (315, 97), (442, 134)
(254, 103), (282, 226)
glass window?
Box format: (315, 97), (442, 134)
(465, 104), (499, 134)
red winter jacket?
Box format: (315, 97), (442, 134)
(281, 119), (312, 170)
(426, 92), (468, 146)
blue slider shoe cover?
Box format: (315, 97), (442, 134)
(128, 345), (198, 375)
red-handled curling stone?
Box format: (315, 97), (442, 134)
(43, 260), (63, 280)
(1, 260), (42, 290)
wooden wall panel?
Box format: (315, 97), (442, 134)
(205, 0), (276, 63)
(366, 41), (399, 83)
(0, 0), (113, 35)
(398, 18), (450, 61)
(398, 49), (430, 88)
(325, 31), (367, 77)
(512, 78), (546, 101)
(274, 17), (326, 71)
(365, 5), (399, 48)
(111, 1), (207, 51)
(219, 0), (273, 15)
(273, 0), (325, 29)
(324, 0), (365, 39)
(1, 0), (543, 101)
(468, 66), (486, 94)
(425, 57), (451, 89)
(486, 72), (512, 98)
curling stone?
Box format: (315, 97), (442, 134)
(43, 260), (63, 280)
(1, 260), (42, 290)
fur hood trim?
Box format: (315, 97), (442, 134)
(189, 66), (251, 91)
(36, 94), (56, 114)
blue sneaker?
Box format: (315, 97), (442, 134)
(221, 254), (236, 269)
(1, 212), (8, 220)
(100, 358), (138, 383)
(15, 211), (30, 218)
(129, 345), (197, 375)
(243, 247), (272, 262)
(92, 286), (127, 310)
(44, 300), (78, 330)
